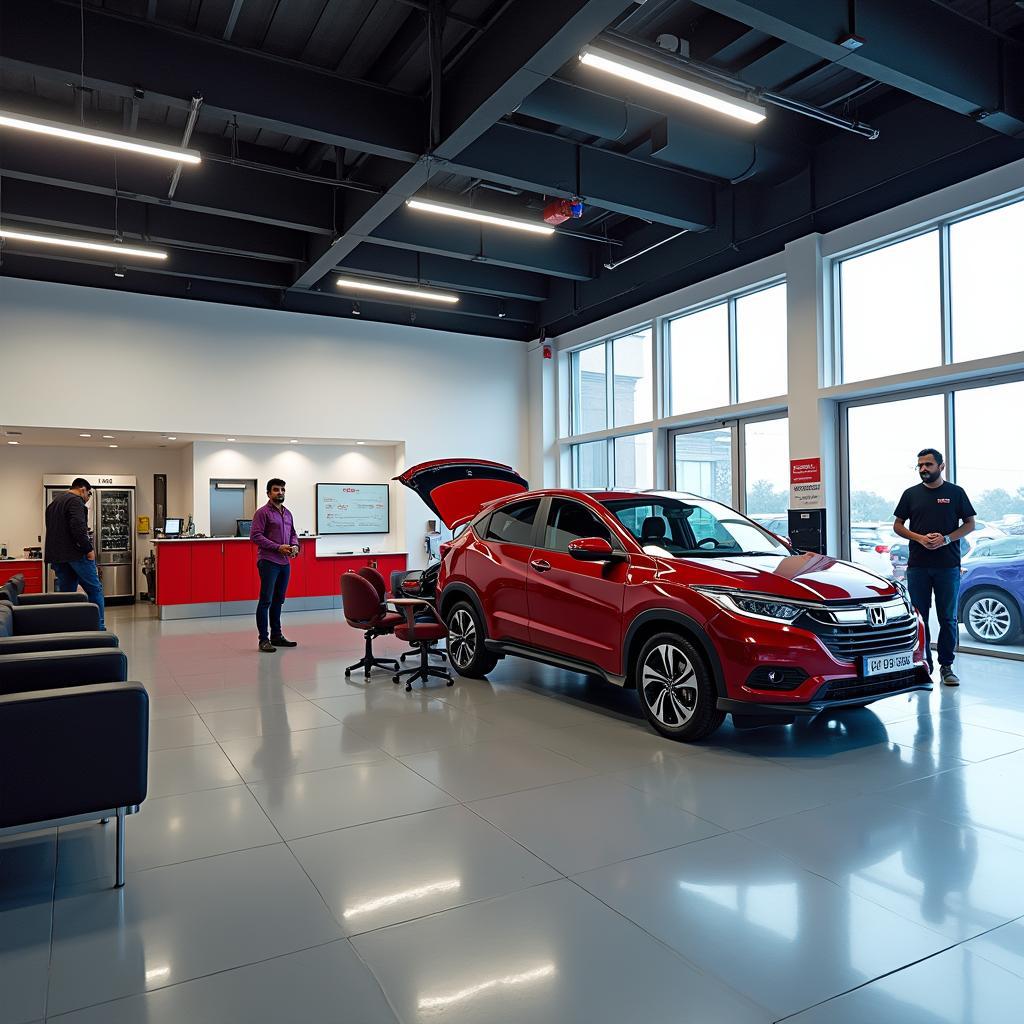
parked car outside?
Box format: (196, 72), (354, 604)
(850, 524), (895, 578)
(397, 460), (929, 742)
(958, 537), (1024, 645)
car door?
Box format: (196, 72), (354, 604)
(527, 498), (628, 674)
(474, 498), (541, 644)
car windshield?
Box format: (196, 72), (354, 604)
(601, 496), (790, 558)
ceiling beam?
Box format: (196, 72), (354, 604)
(0, 133), (335, 235)
(0, 0), (426, 161)
(695, 0), (1024, 136)
(444, 123), (715, 230)
(290, 0), (632, 289)
(337, 247), (550, 302)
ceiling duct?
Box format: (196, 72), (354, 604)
(516, 79), (798, 183)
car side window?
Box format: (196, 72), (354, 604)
(543, 499), (613, 552)
(484, 501), (539, 546)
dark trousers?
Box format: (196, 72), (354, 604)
(256, 559), (290, 641)
(907, 567), (961, 669)
(54, 557), (106, 630)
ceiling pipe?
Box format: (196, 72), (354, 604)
(515, 79), (798, 183)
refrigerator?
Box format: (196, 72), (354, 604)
(43, 475), (137, 600)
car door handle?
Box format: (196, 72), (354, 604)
(530, 559), (552, 573)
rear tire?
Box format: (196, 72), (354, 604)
(445, 601), (498, 678)
(963, 588), (1022, 645)
(634, 632), (724, 742)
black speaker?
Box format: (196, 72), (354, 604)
(788, 508), (827, 555)
(154, 474), (167, 529)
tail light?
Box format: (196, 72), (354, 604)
(875, 544), (890, 553)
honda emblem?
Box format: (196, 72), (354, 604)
(869, 606), (886, 627)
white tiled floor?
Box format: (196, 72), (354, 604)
(3, 605), (1024, 1023)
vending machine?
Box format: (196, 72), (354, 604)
(43, 475), (137, 601)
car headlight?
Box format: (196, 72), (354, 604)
(693, 587), (804, 622)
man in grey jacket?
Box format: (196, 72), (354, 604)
(44, 477), (105, 629)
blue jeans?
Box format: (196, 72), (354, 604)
(53, 556), (106, 630)
(256, 560), (291, 641)
(906, 567), (961, 670)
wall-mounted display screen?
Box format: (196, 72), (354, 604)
(316, 483), (390, 535)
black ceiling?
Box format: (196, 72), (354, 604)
(1, 0), (1023, 341)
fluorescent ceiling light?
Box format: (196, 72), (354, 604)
(109, 444), (118, 448)
(0, 227), (167, 260)
(226, 437), (236, 442)
(167, 436), (177, 440)
(290, 439), (298, 444)
(7, 440), (19, 445)
(79, 433), (91, 437)
(407, 198), (554, 236)
(102, 435), (115, 439)
(579, 45), (766, 125)
(336, 276), (459, 304)
(0, 109), (202, 164)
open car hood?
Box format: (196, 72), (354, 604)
(395, 459), (529, 530)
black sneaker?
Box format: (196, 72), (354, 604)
(259, 640), (276, 653)
(940, 665), (960, 686)
(271, 636), (298, 648)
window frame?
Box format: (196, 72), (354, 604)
(537, 496), (623, 554)
(570, 324), (654, 436)
(570, 429), (654, 490)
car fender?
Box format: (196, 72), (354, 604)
(437, 582), (488, 635)
(621, 608), (725, 695)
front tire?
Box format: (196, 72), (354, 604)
(963, 588), (1022, 645)
(634, 632), (724, 741)
(445, 601), (498, 678)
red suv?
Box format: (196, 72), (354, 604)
(398, 460), (931, 741)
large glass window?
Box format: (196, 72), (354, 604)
(672, 427), (733, 504)
(839, 231), (942, 383)
(614, 432), (653, 489)
(612, 329), (653, 427)
(743, 417), (790, 529)
(950, 200), (1024, 363)
(572, 440), (609, 489)
(668, 303), (729, 415)
(736, 284), (787, 402)
(571, 344), (607, 434)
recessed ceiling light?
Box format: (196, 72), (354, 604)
(407, 198), (555, 236)
(79, 433), (91, 437)
(109, 444), (118, 448)
(0, 109), (202, 164)
(290, 439), (298, 444)
(102, 435), (115, 439)
(335, 276), (459, 304)
(227, 437), (237, 442)
(356, 441), (367, 445)
(7, 440), (19, 445)
(0, 227), (168, 260)
(168, 436), (177, 440)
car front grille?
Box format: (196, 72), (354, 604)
(813, 670), (925, 703)
(800, 613), (918, 663)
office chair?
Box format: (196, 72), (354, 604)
(340, 572), (402, 680)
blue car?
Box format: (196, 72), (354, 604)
(959, 537), (1024, 645)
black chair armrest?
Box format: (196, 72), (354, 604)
(12, 603), (101, 634)
(0, 682), (148, 828)
(18, 592), (88, 605)
(0, 648), (128, 696)
(0, 632), (119, 656)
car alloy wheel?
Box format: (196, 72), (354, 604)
(448, 608), (477, 671)
(967, 596), (1012, 641)
(640, 642), (698, 728)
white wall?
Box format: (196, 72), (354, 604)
(190, 441), (404, 556)
(0, 444), (183, 592)
(0, 278), (530, 567)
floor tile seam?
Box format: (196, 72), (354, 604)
(41, 935), (356, 1022)
(588, 768), (733, 832)
(41, 827), (59, 1023)
(562, 873), (774, 1021)
(199, 721), (350, 744)
(963, 911), (1024, 978)
(343, 933), (405, 1024)
(148, 739), (219, 754)
(232, 750), (398, 786)
(262, 797), (462, 844)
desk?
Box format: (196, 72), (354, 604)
(0, 559), (43, 593)
(153, 537), (407, 619)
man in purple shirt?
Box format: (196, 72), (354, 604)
(251, 478), (300, 652)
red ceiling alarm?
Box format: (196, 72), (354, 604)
(542, 198), (585, 225)
(543, 344), (552, 359)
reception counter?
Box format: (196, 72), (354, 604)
(153, 537), (407, 619)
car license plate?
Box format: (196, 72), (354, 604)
(862, 651), (914, 677)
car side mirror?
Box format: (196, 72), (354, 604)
(568, 537), (624, 562)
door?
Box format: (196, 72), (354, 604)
(527, 498), (628, 674)
(473, 498), (540, 644)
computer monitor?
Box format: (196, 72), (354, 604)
(163, 517), (183, 538)
(236, 519), (253, 538)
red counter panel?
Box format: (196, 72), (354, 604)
(223, 541), (260, 601)
(0, 561), (43, 593)
(191, 542), (225, 604)
(156, 544), (192, 605)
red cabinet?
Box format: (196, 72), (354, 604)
(223, 541), (260, 601)
(191, 543), (225, 603)
(156, 544), (192, 605)
(0, 560), (43, 593)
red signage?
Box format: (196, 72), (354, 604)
(790, 458), (821, 485)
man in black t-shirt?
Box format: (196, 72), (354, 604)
(893, 448), (976, 685)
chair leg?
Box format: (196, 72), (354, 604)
(392, 643), (453, 691)
(115, 806), (126, 889)
(345, 630), (400, 679)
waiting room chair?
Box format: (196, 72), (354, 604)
(0, 591), (105, 635)
(0, 647), (148, 888)
(0, 602), (117, 656)
(3, 575), (88, 605)
(391, 599), (453, 691)
(340, 571), (402, 680)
